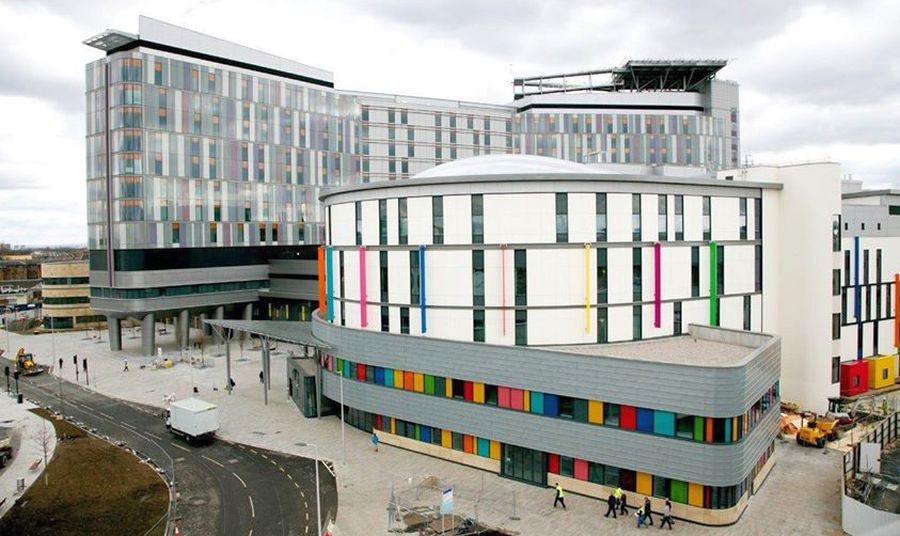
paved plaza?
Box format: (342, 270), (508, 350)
(2, 326), (845, 535)
(0, 395), (57, 519)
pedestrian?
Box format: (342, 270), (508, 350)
(229, 377), (236, 389)
(660, 498), (674, 530)
(644, 496), (654, 526)
(259, 370), (264, 383)
(614, 486), (623, 510)
(635, 505), (649, 528)
(123, 360), (129, 372)
(619, 492), (629, 516)
(371, 431), (380, 452)
(604, 492), (617, 518)
(58, 357), (63, 372)
(553, 482), (566, 509)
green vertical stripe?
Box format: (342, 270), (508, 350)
(709, 241), (718, 324)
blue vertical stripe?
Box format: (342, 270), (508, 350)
(419, 245), (427, 333)
(854, 236), (861, 360)
(325, 245), (334, 322)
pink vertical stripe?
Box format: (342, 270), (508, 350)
(359, 246), (367, 327)
(654, 242), (661, 328)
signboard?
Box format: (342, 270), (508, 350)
(440, 487), (454, 515)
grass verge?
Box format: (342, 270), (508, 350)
(0, 408), (168, 536)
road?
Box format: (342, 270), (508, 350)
(2, 360), (338, 536)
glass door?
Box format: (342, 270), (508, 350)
(501, 444), (546, 486)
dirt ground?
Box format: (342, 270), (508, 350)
(0, 409), (168, 536)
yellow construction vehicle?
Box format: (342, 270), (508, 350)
(15, 348), (46, 376)
(796, 414), (837, 448)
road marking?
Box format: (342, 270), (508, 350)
(248, 496), (255, 518)
(260, 453), (267, 459)
(233, 472), (247, 488)
(121, 422), (136, 430)
(305, 526), (309, 534)
(202, 455), (224, 468)
(250, 449), (258, 454)
(294, 482), (299, 489)
(98, 411), (115, 419)
(146, 432), (162, 440)
(248, 530), (253, 536)
(287, 474), (293, 480)
(300, 491), (305, 498)
(305, 512), (309, 521)
(279, 466), (285, 473)
(270, 459), (277, 466)
(169, 442), (190, 453)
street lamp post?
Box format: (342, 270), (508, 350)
(297, 442), (322, 536)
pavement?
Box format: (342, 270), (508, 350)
(0, 393), (57, 519)
(1, 326), (848, 535)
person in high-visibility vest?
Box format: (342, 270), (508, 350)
(553, 482), (567, 509)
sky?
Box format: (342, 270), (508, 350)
(0, 0), (898, 246)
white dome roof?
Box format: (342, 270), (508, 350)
(414, 154), (610, 179)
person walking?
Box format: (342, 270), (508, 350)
(614, 486), (623, 509)
(371, 431), (380, 452)
(123, 360), (129, 372)
(553, 482), (566, 509)
(619, 492), (629, 516)
(604, 492), (617, 518)
(644, 496), (654, 526)
(659, 498), (674, 529)
(58, 357), (63, 373)
(635, 504), (649, 528)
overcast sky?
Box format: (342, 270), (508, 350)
(1, 0), (898, 246)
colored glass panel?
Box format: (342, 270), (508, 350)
(374, 367), (384, 385)
(705, 417), (714, 443)
(636, 408), (654, 432)
(574, 459), (589, 481)
(523, 390), (530, 412)
(463, 434), (474, 454)
(636, 472), (653, 496)
(441, 429), (452, 448)
(653, 411), (676, 436)
(510, 388), (524, 410)
(543, 394), (559, 417)
(489, 441), (501, 460)
(434, 376), (445, 397)
(670, 480), (688, 504)
(445, 378), (453, 398)
(464, 381), (474, 401)
(724, 417), (732, 444)
(356, 363), (365, 381)
(390, 418), (396, 434)
(477, 438), (490, 457)
(548, 453), (560, 474)
(688, 483), (704, 507)
(588, 400), (603, 424)
(498, 386), (511, 408)
(424, 375), (435, 395)
(530, 391), (544, 414)
(620, 405), (637, 430)
(473, 382), (485, 403)
(404, 371), (415, 391)
(693, 417), (704, 441)
(421, 426), (431, 443)
(394, 370), (404, 389)
(414, 373), (424, 393)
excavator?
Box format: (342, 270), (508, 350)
(15, 347), (46, 376)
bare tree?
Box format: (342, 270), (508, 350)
(37, 418), (53, 486)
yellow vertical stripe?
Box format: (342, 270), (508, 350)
(473, 383), (485, 403)
(588, 400), (603, 424)
(489, 440), (501, 460)
(523, 390), (530, 412)
(414, 373), (424, 392)
(393, 370), (404, 389)
(636, 472), (653, 495)
(441, 429), (452, 448)
(445, 378), (453, 398)
(688, 483), (704, 507)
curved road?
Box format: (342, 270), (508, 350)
(4, 362), (337, 536)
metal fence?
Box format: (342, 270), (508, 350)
(843, 412), (899, 486)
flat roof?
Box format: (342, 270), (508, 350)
(203, 319), (331, 349)
(843, 189), (900, 199)
(549, 335), (754, 367)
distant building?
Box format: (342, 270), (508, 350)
(41, 261), (104, 329)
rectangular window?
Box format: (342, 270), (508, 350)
(378, 199), (387, 245)
(658, 195), (668, 241)
(887, 284), (892, 319)
(556, 193), (568, 242)
(398, 198), (408, 245)
(832, 214), (842, 252)
(833, 269), (841, 297)
(674, 301), (682, 335)
(471, 194), (484, 244)
(676, 414), (694, 439)
(605, 403), (620, 427)
(740, 198), (748, 240)
(515, 249), (527, 306)
(876, 249), (882, 317)
(755, 198), (762, 239)
(558, 397), (575, 420)
(717, 244), (725, 295)
(597, 307), (608, 343)
(473, 250), (485, 306)
(596, 193), (607, 241)
(485, 384), (498, 406)
(597, 248), (607, 304)
(702, 196), (711, 240)
(380, 251), (388, 302)
(355, 201), (362, 245)
(832, 356), (840, 384)
(473, 310), (485, 342)
(380, 306), (389, 333)
(515, 310), (527, 346)
(432, 196), (444, 244)
(633, 305), (642, 340)
(743, 295), (751, 330)
(755, 245), (763, 293)
(691, 246), (700, 297)
(832, 313), (841, 340)
(633, 247), (642, 302)
(400, 307), (409, 334)
(674, 195), (684, 241)
(171, 223), (180, 244)
(864, 250), (869, 285)
(410, 250), (420, 304)
(632, 194), (642, 241)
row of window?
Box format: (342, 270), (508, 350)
(44, 296), (90, 305)
(340, 403), (774, 511)
(359, 194), (762, 247)
(325, 354), (778, 444)
(42, 277), (90, 286)
(90, 280), (268, 299)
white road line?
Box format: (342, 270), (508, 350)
(248, 495), (255, 518)
(202, 455), (224, 468)
(305, 526), (309, 534)
(294, 482), (300, 489)
(233, 472), (247, 488)
(260, 453), (267, 459)
(121, 422), (136, 430)
(287, 474), (293, 480)
(98, 411), (115, 419)
(169, 442), (190, 453)
(304, 501), (309, 509)
(250, 449), (258, 454)
(248, 530), (253, 536)
(300, 491), (305, 498)
(305, 512), (309, 521)
(279, 466), (285, 473)
(270, 459), (277, 466)
(146, 432), (162, 440)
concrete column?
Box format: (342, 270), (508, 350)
(177, 310), (190, 349)
(214, 306), (225, 345)
(141, 313), (156, 357)
(199, 313), (209, 336)
(108, 317), (122, 351)
(242, 303), (253, 342)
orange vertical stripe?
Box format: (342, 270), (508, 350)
(894, 273), (899, 347)
(317, 246), (326, 318)
(705, 418), (713, 443)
